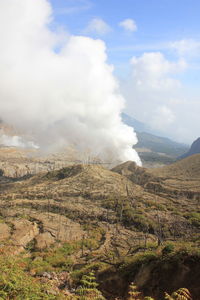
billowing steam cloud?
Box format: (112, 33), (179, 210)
(0, 132), (38, 149)
(0, 0), (141, 165)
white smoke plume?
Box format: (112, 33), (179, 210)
(0, 132), (38, 149)
(0, 0), (141, 165)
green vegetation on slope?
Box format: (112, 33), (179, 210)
(136, 132), (188, 157)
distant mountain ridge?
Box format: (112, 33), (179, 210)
(121, 113), (148, 133)
(122, 112), (169, 136)
(179, 137), (200, 159)
(136, 132), (188, 157)
(122, 113), (189, 166)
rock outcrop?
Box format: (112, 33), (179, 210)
(35, 232), (55, 250)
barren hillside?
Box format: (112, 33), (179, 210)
(0, 158), (199, 299)
(151, 154), (200, 179)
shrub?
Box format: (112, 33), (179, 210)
(46, 254), (73, 269)
(185, 212), (200, 228)
(162, 244), (175, 256)
(0, 256), (56, 299)
(28, 257), (53, 275)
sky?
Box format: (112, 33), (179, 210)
(48, 0), (200, 144)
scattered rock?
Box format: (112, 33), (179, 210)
(39, 271), (72, 296)
(35, 232), (55, 250)
(0, 223), (10, 241)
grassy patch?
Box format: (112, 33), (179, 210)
(0, 256), (58, 299)
(185, 212), (200, 228)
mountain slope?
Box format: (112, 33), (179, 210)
(136, 132), (188, 157)
(151, 153), (200, 179)
(179, 137), (200, 159)
(122, 113), (189, 167)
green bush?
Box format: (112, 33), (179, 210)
(72, 262), (105, 283)
(56, 242), (77, 255)
(0, 257), (56, 299)
(28, 242), (78, 274)
(122, 208), (155, 232)
(120, 252), (158, 277)
(28, 257), (53, 274)
(186, 212), (200, 228)
(46, 254), (73, 269)
(162, 244), (175, 256)
(145, 200), (166, 211)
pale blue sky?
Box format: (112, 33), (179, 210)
(49, 1), (200, 51)
(48, 0), (200, 143)
(49, 0), (200, 78)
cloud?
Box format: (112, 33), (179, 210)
(149, 106), (175, 129)
(84, 18), (111, 35)
(170, 39), (200, 56)
(0, 0), (141, 165)
(121, 52), (195, 142)
(130, 52), (187, 90)
(119, 19), (137, 32)
(55, 0), (92, 15)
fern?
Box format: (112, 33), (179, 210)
(127, 285), (192, 300)
(128, 282), (142, 300)
(76, 272), (105, 300)
(165, 288), (192, 300)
